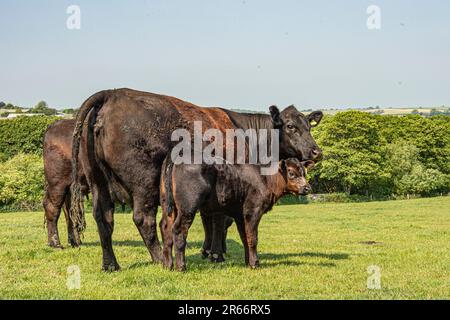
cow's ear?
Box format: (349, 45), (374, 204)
(269, 105), (283, 129)
(307, 111), (323, 127)
(278, 159), (286, 173)
(301, 160), (315, 173)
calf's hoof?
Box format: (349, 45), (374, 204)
(102, 262), (121, 272)
(249, 261), (260, 269)
(210, 253), (225, 263)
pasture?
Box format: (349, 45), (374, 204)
(0, 197), (448, 300)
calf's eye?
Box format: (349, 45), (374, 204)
(287, 124), (294, 130)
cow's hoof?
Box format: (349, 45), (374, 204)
(48, 242), (64, 249)
(68, 237), (82, 248)
(176, 265), (187, 272)
(210, 253), (225, 263)
(68, 237), (80, 248)
(200, 249), (211, 259)
(102, 263), (121, 272)
(249, 261), (260, 269)
(69, 242), (80, 248)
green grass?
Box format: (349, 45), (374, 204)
(0, 197), (449, 299)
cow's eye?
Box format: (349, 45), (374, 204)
(288, 171), (295, 179)
(287, 124), (294, 130)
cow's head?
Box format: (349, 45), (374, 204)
(280, 158), (315, 195)
(270, 105), (323, 162)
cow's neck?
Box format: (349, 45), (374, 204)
(221, 109), (273, 132)
(221, 109), (275, 154)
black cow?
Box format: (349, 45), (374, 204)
(160, 157), (315, 271)
(70, 88), (322, 271)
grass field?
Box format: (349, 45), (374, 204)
(0, 197), (448, 300)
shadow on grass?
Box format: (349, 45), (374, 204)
(83, 239), (350, 270)
(82, 240), (145, 247)
(258, 251), (350, 268)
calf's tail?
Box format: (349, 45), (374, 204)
(69, 90), (111, 246)
(163, 156), (175, 217)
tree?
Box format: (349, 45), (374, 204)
(312, 111), (385, 195)
(31, 101), (57, 116)
(62, 108), (76, 114)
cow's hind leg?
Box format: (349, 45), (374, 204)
(43, 189), (65, 249)
(133, 197), (162, 263)
(92, 185), (120, 272)
(62, 191), (78, 248)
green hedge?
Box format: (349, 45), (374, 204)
(311, 113), (450, 197)
(0, 113), (449, 211)
(0, 153), (45, 210)
(0, 116), (58, 159)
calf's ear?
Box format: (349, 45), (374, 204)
(269, 105), (283, 129)
(307, 111), (323, 127)
(301, 160), (315, 173)
(278, 159), (286, 173)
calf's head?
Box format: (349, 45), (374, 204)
(279, 158), (315, 195)
(270, 105), (323, 162)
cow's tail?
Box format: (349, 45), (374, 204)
(69, 90), (111, 246)
(163, 156), (175, 217)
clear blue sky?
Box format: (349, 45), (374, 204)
(1, 0), (449, 111)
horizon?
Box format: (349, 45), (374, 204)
(1, 1), (450, 111)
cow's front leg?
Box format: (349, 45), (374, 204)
(243, 212), (262, 269)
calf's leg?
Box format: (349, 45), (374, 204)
(160, 213), (175, 270)
(200, 213), (213, 259)
(210, 213), (226, 263)
(243, 213), (262, 269)
(222, 216), (234, 254)
(235, 216), (249, 265)
(173, 212), (195, 272)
